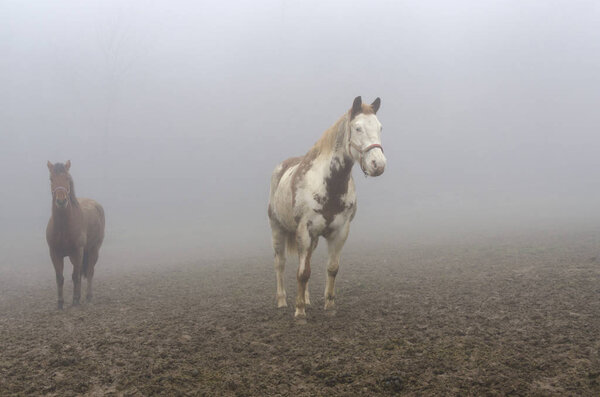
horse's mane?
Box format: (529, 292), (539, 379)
(53, 163), (79, 208)
(311, 103), (376, 157)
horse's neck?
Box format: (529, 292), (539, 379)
(327, 117), (355, 174)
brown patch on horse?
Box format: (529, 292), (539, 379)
(297, 260), (311, 282)
(317, 156), (354, 233)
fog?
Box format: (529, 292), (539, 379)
(1, 0), (599, 270)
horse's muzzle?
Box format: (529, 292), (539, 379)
(369, 164), (385, 177)
(363, 150), (386, 177)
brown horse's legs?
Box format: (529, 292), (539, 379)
(295, 224), (317, 321)
(69, 248), (84, 305)
(50, 251), (65, 310)
(324, 223), (350, 313)
(85, 250), (99, 302)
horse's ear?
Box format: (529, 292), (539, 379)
(47, 161), (53, 173)
(351, 96), (362, 119)
(371, 97), (381, 114)
(65, 160), (71, 171)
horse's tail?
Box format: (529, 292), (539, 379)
(285, 231), (298, 256)
(82, 251), (89, 279)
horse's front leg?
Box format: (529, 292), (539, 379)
(295, 223), (317, 322)
(324, 223), (350, 313)
(69, 248), (84, 306)
(304, 281), (310, 305)
(50, 251), (65, 310)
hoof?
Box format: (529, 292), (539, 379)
(294, 316), (307, 325)
(294, 309), (307, 324)
(86, 295), (92, 303)
(324, 299), (335, 311)
(276, 295), (287, 308)
(72, 299), (80, 306)
(57, 301), (64, 310)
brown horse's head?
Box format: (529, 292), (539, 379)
(47, 160), (74, 209)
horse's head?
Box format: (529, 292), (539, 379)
(348, 96), (386, 177)
(47, 160), (72, 209)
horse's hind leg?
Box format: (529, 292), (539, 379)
(50, 251), (65, 310)
(271, 225), (287, 308)
(85, 249), (99, 303)
(324, 223), (350, 313)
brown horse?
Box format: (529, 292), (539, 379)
(46, 160), (105, 309)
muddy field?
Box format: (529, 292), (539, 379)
(1, 230), (599, 396)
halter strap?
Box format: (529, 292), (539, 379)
(362, 143), (384, 154)
(52, 186), (70, 195)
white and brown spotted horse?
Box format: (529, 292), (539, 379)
(268, 96), (386, 321)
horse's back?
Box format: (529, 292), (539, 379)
(270, 156), (302, 190)
(78, 198), (105, 251)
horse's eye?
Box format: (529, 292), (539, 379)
(356, 127), (362, 133)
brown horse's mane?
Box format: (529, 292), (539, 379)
(52, 163), (79, 208)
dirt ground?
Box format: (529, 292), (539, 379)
(1, 230), (599, 396)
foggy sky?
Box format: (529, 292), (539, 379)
(1, 0), (599, 268)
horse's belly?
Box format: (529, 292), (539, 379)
(79, 198), (105, 250)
